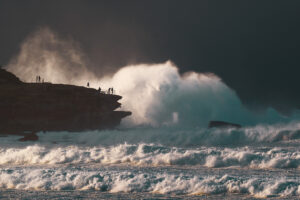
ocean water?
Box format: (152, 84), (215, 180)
(0, 124), (300, 199)
(4, 55), (300, 199)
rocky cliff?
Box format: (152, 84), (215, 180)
(0, 68), (131, 140)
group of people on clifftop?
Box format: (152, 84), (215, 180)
(87, 82), (114, 94)
(107, 87), (114, 94)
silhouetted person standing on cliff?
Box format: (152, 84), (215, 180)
(87, 82), (89, 87)
(111, 87), (114, 94)
(36, 76), (41, 83)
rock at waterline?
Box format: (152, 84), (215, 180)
(208, 121), (242, 129)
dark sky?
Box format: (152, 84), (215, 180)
(1, 0), (300, 113)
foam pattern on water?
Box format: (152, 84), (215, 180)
(0, 143), (299, 169)
(0, 167), (299, 198)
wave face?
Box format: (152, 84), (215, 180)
(18, 121), (300, 146)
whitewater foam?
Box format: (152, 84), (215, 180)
(0, 167), (299, 198)
(0, 143), (299, 169)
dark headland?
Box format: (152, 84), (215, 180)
(0, 68), (131, 141)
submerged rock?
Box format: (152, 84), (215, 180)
(0, 68), (131, 140)
(208, 120), (242, 129)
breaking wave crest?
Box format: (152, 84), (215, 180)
(0, 143), (299, 169)
(100, 62), (300, 127)
(0, 167), (299, 198)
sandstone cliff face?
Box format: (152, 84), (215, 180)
(0, 68), (131, 136)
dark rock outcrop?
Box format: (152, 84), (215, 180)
(208, 120), (242, 129)
(0, 68), (22, 84)
(0, 68), (131, 140)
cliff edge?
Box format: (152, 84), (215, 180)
(0, 68), (131, 139)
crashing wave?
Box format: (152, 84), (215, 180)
(0, 143), (299, 169)
(0, 167), (299, 198)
